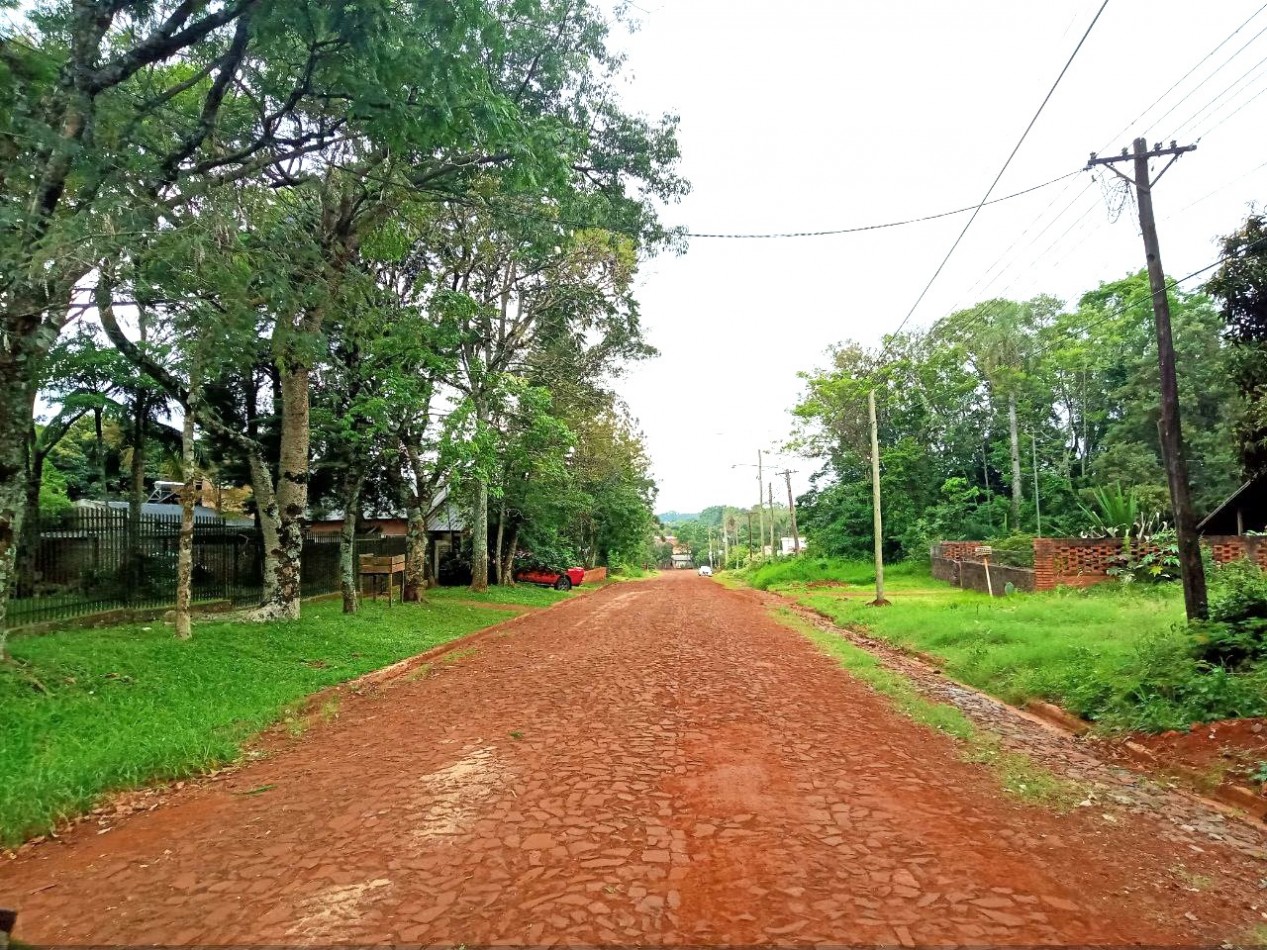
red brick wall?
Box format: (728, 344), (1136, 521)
(941, 535), (1267, 591)
(583, 567), (608, 583)
(933, 541), (984, 560)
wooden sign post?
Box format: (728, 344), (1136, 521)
(975, 545), (994, 598)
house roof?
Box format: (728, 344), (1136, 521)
(1198, 471), (1267, 534)
(91, 500), (254, 526)
(309, 485), (465, 533)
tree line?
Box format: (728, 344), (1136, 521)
(0, 0), (686, 648)
(792, 220), (1267, 562)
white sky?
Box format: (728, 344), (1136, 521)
(607, 1), (1267, 514)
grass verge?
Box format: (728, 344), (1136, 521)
(0, 596), (515, 848)
(425, 583), (575, 608)
(749, 559), (1267, 733)
(769, 606), (1082, 810)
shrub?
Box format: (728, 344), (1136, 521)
(513, 539), (580, 574)
(1194, 559), (1267, 667)
(1107, 528), (1181, 585)
(987, 533), (1035, 568)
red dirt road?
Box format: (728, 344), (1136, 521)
(4, 573), (1267, 945)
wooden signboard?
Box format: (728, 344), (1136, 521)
(359, 554), (406, 606)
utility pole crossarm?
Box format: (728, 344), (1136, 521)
(1087, 141), (1196, 189)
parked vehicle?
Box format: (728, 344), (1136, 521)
(698, 565), (713, 576)
(514, 566), (586, 591)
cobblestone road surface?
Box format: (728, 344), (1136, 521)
(3, 573), (1266, 945)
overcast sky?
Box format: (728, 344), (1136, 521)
(603, 1), (1267, 515)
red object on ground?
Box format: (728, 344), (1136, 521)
(513, 566), (585, 589)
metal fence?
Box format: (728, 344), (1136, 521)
(8, 508), (407, 628)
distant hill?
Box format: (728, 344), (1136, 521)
(656, 511), (699, 524)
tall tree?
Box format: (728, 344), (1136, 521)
(1206, 214), (1267, 476)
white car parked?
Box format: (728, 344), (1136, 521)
(698, 565), (713, 576)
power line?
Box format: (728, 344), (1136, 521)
(1109, 2), (1267, 143)
(680, 171), (1078, 239)
(886, 0), (1111, 345)
(1166, 49), (1267, 140)
(933, 5), (1267, 339)
(1188, 63), (1267, 140)
(1031, 237), (1267, 363)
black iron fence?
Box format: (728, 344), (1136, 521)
(8, 508), (408, 628)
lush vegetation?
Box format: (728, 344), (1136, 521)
(653, 503), (798, 570)
(791, 254), (1267, 563)
(741, 558), (1267, 733)
(1, 0), (685, 649)
(0, 595), (537, 847)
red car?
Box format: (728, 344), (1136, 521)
(514, 566), (586, 591)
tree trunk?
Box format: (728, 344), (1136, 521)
(403, 504), (427, 602)
(16, 438), (43, 599)
(93, 407), (107, 500)
(174, 398), (197, 641)
(493, 500), (506, 586)
(339, 477), (362, 615)
(1008, 393), (1023, 530)
(470, 477), (489, 592)
(501, 523), (519, 586)
(247, 452), (281, 609)
(251, 366), (309, 621)
(0, 357), (37, 655)
(128, 393), (147, 601)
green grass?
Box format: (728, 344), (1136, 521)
(769, 606), (1081, 809)
(0, 597), (515, 847)
(425, 583), (575, 607)
(754, 559), (1267, 733)
(739, 555), (927, 591)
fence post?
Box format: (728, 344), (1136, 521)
(1033, 537), (1056, 591)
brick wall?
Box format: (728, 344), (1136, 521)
(583, 567), (608, 583)
(934, 541), (982, 561)
(939, 535), (1267, 592)
(959, 560), (1036, 595)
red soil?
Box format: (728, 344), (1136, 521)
(2, 573), (1266, 945)
(1102, 717), (1267, 799)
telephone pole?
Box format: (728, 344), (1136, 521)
(868, 389), (890, 605)
(778, 470), (800, 554)
(1087, 138), (1207, 620)
(768, 482), (776, 554)
(756, 449), (766, 556)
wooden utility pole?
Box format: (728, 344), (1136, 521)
(768, 482), (776, 554)
(1031, 432), (1042, 538)
(746, 510), (754, 557)
(1087, 138), (1207, 620)
(868, 390), (890, 605)
(778, 469), (800, 554)
(756, 449), (766, 556)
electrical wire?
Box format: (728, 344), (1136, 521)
(1166, 49), (1267, 140)
(1105, 1), (1267, 145)
(679, 171), (1079, 239)
(885, 0), (1111, 348)
(1030, 237), (1267, 363)
(933, 4), (1267, 343)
